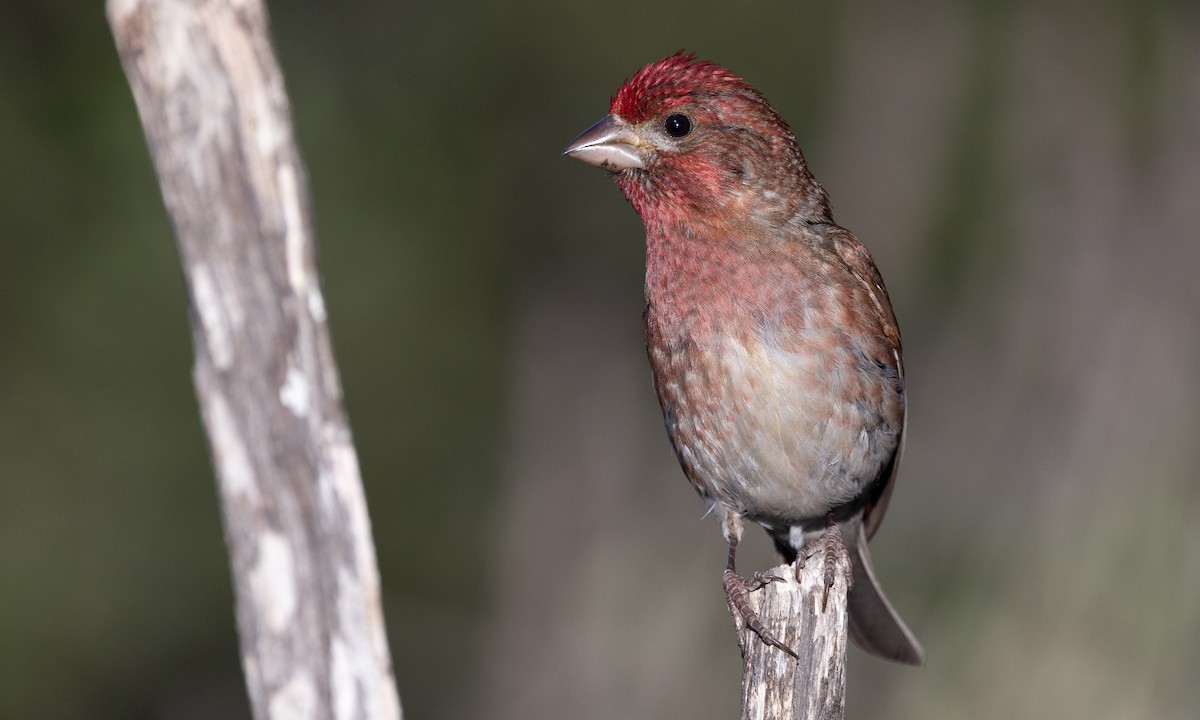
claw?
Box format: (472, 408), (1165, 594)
(749, 570), (786, 590)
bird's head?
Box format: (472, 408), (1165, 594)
(564, 52), (830, 230)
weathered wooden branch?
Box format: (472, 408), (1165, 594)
(107, 1), (402, 718)
(735, 552), (850, 720)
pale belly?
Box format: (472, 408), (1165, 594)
(653, 333), (902, 525)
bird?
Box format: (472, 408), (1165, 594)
(562, 52), (923, 665)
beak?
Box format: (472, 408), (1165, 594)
(563, 114), (645, 171)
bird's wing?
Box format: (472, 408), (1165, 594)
(829, 229), (905, 541)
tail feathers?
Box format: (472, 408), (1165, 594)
(847, 536), (924, 665)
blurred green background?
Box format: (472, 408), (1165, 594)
(3, 0), (1199, 718)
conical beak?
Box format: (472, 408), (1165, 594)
(562, 114), (645, 171)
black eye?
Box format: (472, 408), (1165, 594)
(664, 113), (692, 138)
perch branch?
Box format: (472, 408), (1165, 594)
(735, 550), (850, 720)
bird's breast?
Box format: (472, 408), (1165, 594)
(645, 292), (902, 525)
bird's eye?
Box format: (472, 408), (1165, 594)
(664, 113), (692, 138)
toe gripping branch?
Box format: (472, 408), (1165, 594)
(723, 533), (799, 659)
(798, 516), (850, 612)
(723, 569), (798, 659)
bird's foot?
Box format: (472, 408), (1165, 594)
(797, 520), (850, 611)
(722, 569), (798, 659)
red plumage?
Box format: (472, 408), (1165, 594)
(610, 52), (739, 122)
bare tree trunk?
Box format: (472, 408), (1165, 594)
(737, 555), (850, 720)
(106, 1), (402, 718)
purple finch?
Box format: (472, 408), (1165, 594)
(563, 53), (923, 664)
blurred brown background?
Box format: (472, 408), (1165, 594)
(2, 1), (1199, 718)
